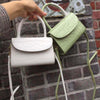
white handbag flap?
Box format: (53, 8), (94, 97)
(11, 37), (53, 52)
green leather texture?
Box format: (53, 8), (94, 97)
(49, 13), (86, 54)
(49, 13), (79, 38)
(42, 3), (86, 54)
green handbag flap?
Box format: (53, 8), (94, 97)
(48, 13), (79, 38)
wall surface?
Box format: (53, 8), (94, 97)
(0, 0), (100, 100)
(91, 0), (100, 66)
(0, 0), (25, 100)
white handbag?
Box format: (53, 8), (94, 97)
(8, 15), (68, 100)
(10, 16), (55, 67)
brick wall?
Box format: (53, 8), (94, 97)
(91, 0), (100, 65)
(0, 0), (100, 100)
(0, 1), (25, 100)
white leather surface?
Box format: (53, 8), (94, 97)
(11, 44), (55, 67)
(12, 37), (53, 52)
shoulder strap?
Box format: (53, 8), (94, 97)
(8, 56), (20, 100)
(84, 32), (97, 100)
(55, 48), (68, 100)
(55, 32), (97, 100)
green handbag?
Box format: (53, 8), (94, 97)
(42, 3), (97, 100)
(42, 3), (86, 54)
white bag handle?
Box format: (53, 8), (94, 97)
(17, 16), (47, 38)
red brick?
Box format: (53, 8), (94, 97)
(99, 60), (100, 66)
(96, 40), (100, 48)
(97, 49), (100, 57)
(96, 2), (100, 9)
(91, 2), (95, 10)
(93, 21), (98, 29)
(99, 21), (100, 27)
(95, 31), (100, 39)
(92, 11), (100, 20)
(86, 88), (100, 100)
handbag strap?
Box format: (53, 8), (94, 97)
(54, 32), (97, 100)
(55, 49), (68, 100)
(42, 3), (69, 30)
(8, 53), (68, 100)
(17, 16), (47, 38)
(8, 56), (20, 100)
(8, 32), (97, 100)
(10, 86), (20, 100)
(84, 32), (97, 100)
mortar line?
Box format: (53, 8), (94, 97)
(24, 62), (99, 78)
(84, 91), (87, 100)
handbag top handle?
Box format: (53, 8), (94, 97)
(17, 16), (47, 38)
(42, 3), (69, 30)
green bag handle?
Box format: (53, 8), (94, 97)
(84, 32), (97, 100)
(42, 3), (69, 30)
